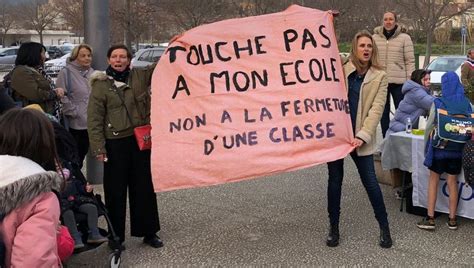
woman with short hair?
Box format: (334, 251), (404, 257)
(88, 44), (162, 250)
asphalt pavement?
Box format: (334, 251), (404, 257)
(66, 159), (474, 267)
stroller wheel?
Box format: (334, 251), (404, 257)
(109, 251), (121, 268)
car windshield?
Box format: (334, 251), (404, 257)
(0, 48), (13, 53)
(61, 46), (74, 53)
(427, 57), (465, 72)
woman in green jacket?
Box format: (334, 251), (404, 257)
(88, 44), (162, 250)
(10, 42), (64, 116)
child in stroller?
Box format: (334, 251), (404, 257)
(59, 164), (108, 249)
(52, 118), (107, 249)
(19, 105), (122, 266)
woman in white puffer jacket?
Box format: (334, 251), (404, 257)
(373, 11), (415, 138)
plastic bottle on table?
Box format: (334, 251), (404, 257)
(405, 117), (412, 134)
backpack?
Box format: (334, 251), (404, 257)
(462, 136), (474, 187)
(430, 98), (474, 151)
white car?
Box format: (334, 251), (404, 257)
(426, 55), (465, 93)
(0, 46), (19, 65)
(131, 47), (166, 68)
(59, 44), (77, 55)
(44, 53), (70, 77)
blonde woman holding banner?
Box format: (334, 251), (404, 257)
(325, 31), (392, 248)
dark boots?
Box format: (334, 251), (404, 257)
(326, 224), (392, 248)
(326, 224), (339, 247)
(379, 225), (393, 248)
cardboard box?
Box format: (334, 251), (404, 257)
(374, 158), (403, 188)
(374, 158), (392, 186)
(390, 168), (403, 188)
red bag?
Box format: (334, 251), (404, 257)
(134, 124), (152, 150)
(57, 225), (74, 262)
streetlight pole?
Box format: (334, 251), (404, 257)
(83, 0), (110, 184)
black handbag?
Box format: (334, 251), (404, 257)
(462, 138), (474, 187)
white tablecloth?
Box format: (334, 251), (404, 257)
(382, 131), (473, 219)
(381, 131), (423, 173)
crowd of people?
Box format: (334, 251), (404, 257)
(326, 11), (471, 250)
(0, 10), (473, 267)
(0, 42), (162, 266)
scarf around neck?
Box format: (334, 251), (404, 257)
(383, 24), (398, 40)
(106, 65), (130, 83)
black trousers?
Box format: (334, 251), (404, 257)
(69, 128), (89, 169)
(381, 83), (404, 138)
(104, 135), (160, 242)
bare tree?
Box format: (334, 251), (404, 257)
(110, 0), (158, 49)
(394, 0), (473, 67)
(18, 0), (60, 45)
(230, 0), (293, 17)
(0, 1), (16, 47)
(159, 0), (233, 32)
(124, 0), (132, 49)
(303, 0), (388, 42)
(52, 0), (84, 41)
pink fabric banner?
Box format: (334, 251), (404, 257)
(151, 5), (355, 192)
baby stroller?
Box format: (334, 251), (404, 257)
(53, 121), (122, 267)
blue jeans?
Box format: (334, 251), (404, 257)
(381, 83), (404, 138)
(327, 153), (389, 228)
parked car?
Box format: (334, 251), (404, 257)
(44, 53), (70, 78)
(0, 46), (19, 64)
(131, 47), (166, 68)
(46, 45), (64, 59)
(426, 55), (465, 93)
(59, 44), (77, 55)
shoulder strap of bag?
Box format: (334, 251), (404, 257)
(128, 72), (147, 122)
(65, 68), (72, 96)
(113, 86), (134, 127)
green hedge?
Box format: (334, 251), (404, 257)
(412, 44), (466, 56)
(338, 43), (467, 56)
